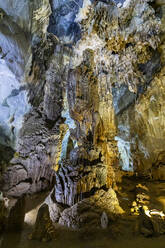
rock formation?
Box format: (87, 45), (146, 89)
(0, 0), (165, 238)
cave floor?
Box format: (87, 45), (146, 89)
(117, 176), (165, 214)
(1, 178), (165, 248)
(1, 227), (165, 248)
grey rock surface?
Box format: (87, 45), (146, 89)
(48, 0), (83, 43)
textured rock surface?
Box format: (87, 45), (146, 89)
(6, 196), (26, 231)
(31, 203), (55, 241)
(0, 11), (30, 150)
(0, 193), (26, 233)
(0, 7), (69, 195)
(1, 0), (165, 233)
(48, 0), (82, 44)
(0, 0), (51, 37)
(58, 188), (123, 229)
(0, 0), (52, 183)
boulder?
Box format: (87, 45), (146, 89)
(32, 203), (55, 242)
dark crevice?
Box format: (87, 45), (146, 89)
(6, 178), (33, 192)
(149, 1), (163, 19)
(74, 185), (108, 202)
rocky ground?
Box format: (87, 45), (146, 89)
(28, 175), (165, 241)
(1, 177), (165, 248)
